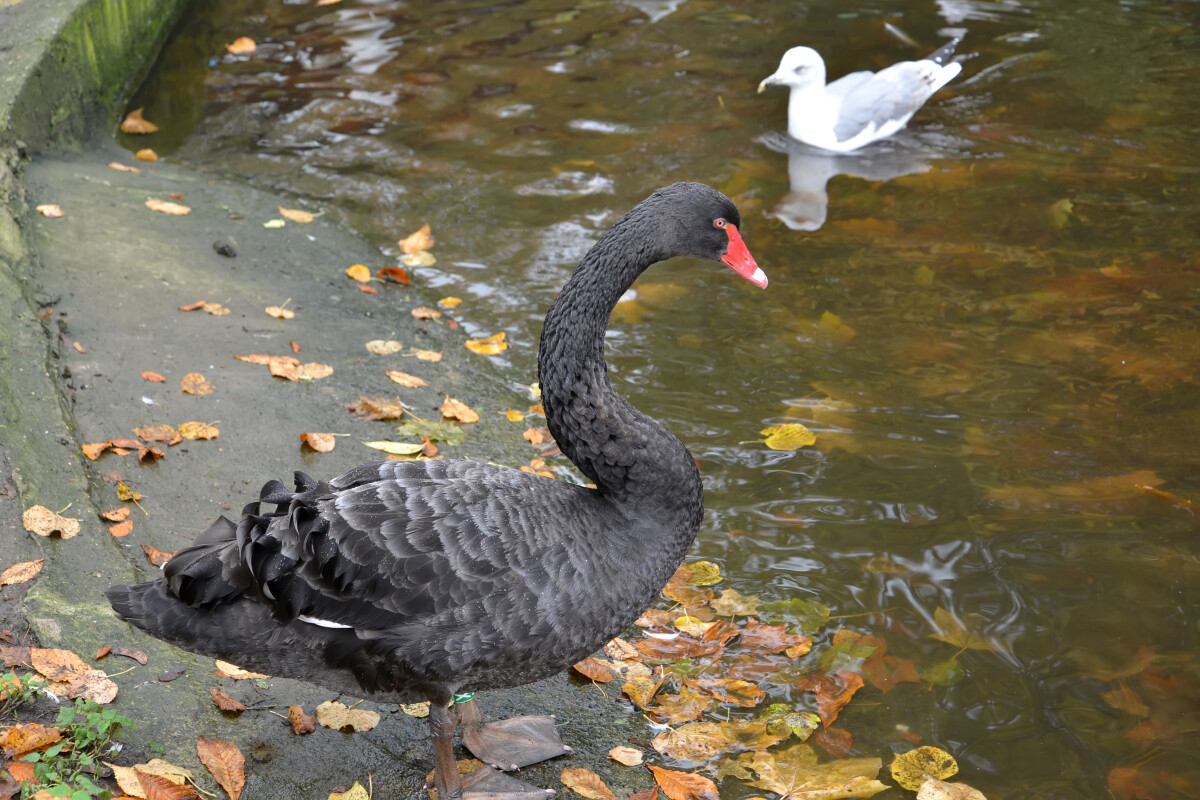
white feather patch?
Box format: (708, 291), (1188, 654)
(297, 614), (353, 629)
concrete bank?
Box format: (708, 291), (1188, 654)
(0, 1), (655, 797)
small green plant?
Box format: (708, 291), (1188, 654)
(0, 671), (44, 713)
(19, 698), (133, 800)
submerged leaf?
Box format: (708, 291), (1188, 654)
(891, 747), (959, 792)
(760, 424), (817, 451)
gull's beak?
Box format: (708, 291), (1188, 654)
(757, 75), (778, 94)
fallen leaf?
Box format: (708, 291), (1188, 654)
(110, 647), (149, 664)
(291, 340), (301, 353)
(278, 207), (316, 223)
(506, 408), (525, 422)
(225, 37), (256, 54)
(265, 306), (295, 319)
(647, 765), (718, 800)
(383, 371), (427, 391)
(738, 618), (812, 656)
(315, 700), (380, 732)
(0, 559), (44, 586)
(412, 306), (442, 320)
(345, 264), (371, 283)
(136, 769), (201, 800)
(35, 204), (64, 218)
(813, 726), (854, 759)
(465, 332), (508, 355)
(441, 397), (479, 424)
(411, 349), (443, 362)
(401, 702), (430, 718)
(399, 223), (434, 254)
(178, 421), (219, 440)
(683, 677), (766, 707)
(300, 432), (336, 452)
(0, 723), (62, 758)
(116, 481), (142, 502)
(362, 441), (426, 456)
(135, 148), (159, 162)
(710, 589), (762, 617)
(646, 687), (712, 725)
(210, 688), (245, 714)
(60, 669), (118, 703)
(366, 339), (403, 355)
(761, 424), (817, 451)
(288, 704), (316, 734)
(670, 561), (723, 587)
(145, 198), (190, 215)
(634, 635), (724, 662)
(622, 674), (665, 709)
(916, 776), (987, 800)
(345, 396), (405, 420)
(761, 703), (822, 740)
(796, 671), (864, 728)
(133, 424), (181, 445)
(561, 767), (615, 800)
(159, 665), (185, 682)
(31, 648), (90, 684)
(22, 506), (81, 539)
(573, 657), (614, 683)
(181, 373), (214, 396)
(729, 744), (888, 800)
(121, 108), (159, 134)
(82, 441), (113, 460)
(604, 638), (640, 661)
(197, 735), (245, 800)
(327, 782), (370, 800)
(1103, 686), (1150, 717)
(109, 519), (134, 537)
(609, 746), (644, 767)
(929, 607), (999, 652)
(376, 266), (410, 284)
(178, 301), (206, 311)
(5, 759), (35, 783)
(524, 427), (550, 444)
(296, 363), (334, 381)
(891, 747), (959, 792)
(109, 162), (142, 173)
(439, 297), (462, 308)
(142, 544), (175, 567)
(213, 660), (269, 680)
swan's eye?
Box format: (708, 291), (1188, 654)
(713, 218), (726, 229)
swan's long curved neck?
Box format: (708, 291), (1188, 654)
(537, 213), (689, 503)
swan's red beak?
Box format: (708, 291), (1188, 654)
(720, 224), (768, 288)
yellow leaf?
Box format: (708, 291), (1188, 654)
(362, 441), (426, 456)
(441, 396), (479, 424)
(327, 782), (371, 800)
(400, 702), (429, 718)
(401, 250), (436, 267)
(178, 421), (220, 440)
(506, 408), (525, 422)
(671, 561), (722, 586)
(314, 700), (380, 732)
(266, 305), (295, 319)
(181, 372), (215, 396)
(817, 310), (856, 343)
(116, 481), (142, 502)
(710, 588), (762, 617)
(145, 198), (190, 215)
(760, 424), (816, 451)
(465, 332), (508, 355)
(345, 264), (371, 283)
(438, 296), (463, 308)
(891, 747), (959, 792)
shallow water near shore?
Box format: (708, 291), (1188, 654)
(123, 0), (1200, 796)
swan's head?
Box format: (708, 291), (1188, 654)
(758, 46), (827, 92)
(650, 182), (767, 289)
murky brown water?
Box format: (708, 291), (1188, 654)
(124, 0), (1200, 797)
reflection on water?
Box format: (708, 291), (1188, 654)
(124, 0), (1200, 797)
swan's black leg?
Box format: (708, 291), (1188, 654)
(458, 698), (572, 771)
(429, 703), (465, 800)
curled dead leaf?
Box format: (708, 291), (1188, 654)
(210, 688), (245, 714)
(346, 396), (405, 420)
(178, 421), (220, 440)
(266, 305), (295, 319)
(441, 397), (479, 424)
(134, 424), (182, 445)
(181, 372), (214, 396)
(121, 108), (159, 134)
(22, 505), (81, 539)
(465, 332), (508, 355)
(288, 704), (317, 734)
(301, 432), (336, 452)
(376, 266), (410, 284)
(399, 223), (434, 254)
(412, 306), (442, 320)
(0, 559), (44, 587)
(109, 161), (142, 172)
(142, 370), (166, 383)
(214, 660), (269, 680)
(386, 370), (427, 388)
(315, 700), (380, 732)
(142, 544), (175, 567)
(36, 204), (64, 218)
(278, 206), (317, 223)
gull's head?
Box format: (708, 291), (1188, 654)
(758, 46), (827, 92)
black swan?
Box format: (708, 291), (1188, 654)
(106, 182), (766, 800)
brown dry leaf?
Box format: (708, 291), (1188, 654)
(609, 745), (644, 767)
(142, 544), (175, 567)
(30, 648), (92, 684)
(441, 397), (479, 424)
(296, 363), (334, 381)
(730, 744), (887, 800)
(315, 700), (381, 732)
(572, 657), (614, 683)
(202, 302), (230, 316)
(0, 723), (63, 758)
(268, 358), (298, 381)
(109, 647), (148, 664)
(812, 727), (853, 759)
(95, 646), (112, 660)
(366, 339), (404, 355)
(178, 421), (219, 441)
(288, 704), (316, 734)
(399, 223), (434, 254)
(360, 286), (378, 296)
(5, 759), (35, 783)
(710, 588), (762, 617)
(102, 507), (131, 522)
(36, 204), (65, 218)
(647, 687), (712, 725)
(796, 671), (865, 728)
(278, 207), (316, 223)
(60, 669), (118, 704)
(684, 677), (766, 708)
(109, 519), (134, 538)
(197, 735), (245, 800)
(346, 396), (406, 420)
(647, 765), (718, 800)
(662, 583), (714, 607)
(225, 37), (256, 54)
(134, 424), (182, 445)
(561, 767), (615, 800)
(411, 349), (443, 362)
(22, 506), (81, 539)
(916, 777), (987, 800)
(121, 108), (160, 134)
(142, 370), (166, 383)
(265, 306), (295, 319)
(210, 688), (245, 714)
(345, 264), (371, 283)
(213, 660), (269, 680)
(0, 559), (44, 587)
(1103, 686), (1150, 717)
(181, 373), (214, 396)
(929, 607), (1000, 652)
(300, 432), (336, 453)
(376, 266), (410, 285)
(634, 635), (723, 662)
(145, 198), (190, 215)
(411, 306), (442, 320)
(82, 441), (113, 460)
(136, 769), (201, 800)
(109, 162), (142, 173)
(135, 148), (159, 162)
(464, 333), (508, 356)
(739, 618), (812, 656)
(604, 638), (640, 661)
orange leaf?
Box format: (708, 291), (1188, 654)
(441, 397), (479, 424)
(225, 37), (256, 54)
(411, 348), (442, 362)
(738, 618), (812, 656)
(135, 148), (159, 162)
(178, 421), (220, 440)
(411, 306), (442, 320)
(465, 332), (508, 355)
(31, 648), (90, 683)
(136, 769), (201, 800)
(796, 671), (864, 728)
(683, 677), (765, 707)
(0, 723), (62, 759)
(180, 373), (214, 396)
(142, 544), (175, 567)
(5, 759), (35, 783)
(178, 301), (206, 311)
(196, 735), (245, 800)
(108, 161), (142, 173)
(358, 284), (378, 294)
(120, 108), (159, 134)
(647, 765), (718, 800)
(375, 266), (410, 285)
(109, 519), (134, 538)
(288, 704), (316, 735)
(523, 427), (550, 444)
(142, 370), (166, 383)
(812, 726), (853, 758)
(278, 207), (315, 223)
(300, 432), (336, 453)
(646, 687), (712, 725)
(506, 408), (525, 422)
(145, 198), (190, 216)
(102, 507), (131, 522)
(210, 688), (245, 714)
(560, 767), (615, 800)
(265, 305), (295, 319)
(82, 441), (112, 460)
(134, 424), (182, 445)
(290, 340), (301, 353)
(572, 657), (614, 683)
(345, 264), (371, 283)
(399, 223), (434, 254)
(0, 559), (44, 587)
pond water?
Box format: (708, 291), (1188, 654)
(123, 0), (1200, 797)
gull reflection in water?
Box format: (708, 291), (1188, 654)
(760, 132), (954, 231)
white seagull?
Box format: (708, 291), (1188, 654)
(758, 39), (963, 152)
